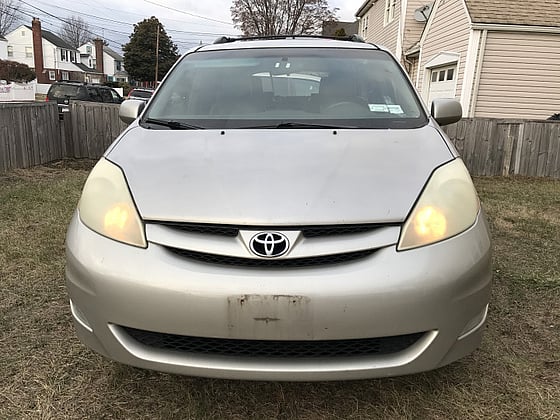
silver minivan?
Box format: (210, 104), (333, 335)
(66, 36), (491, 381)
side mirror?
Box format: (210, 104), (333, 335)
(431, 99), (462, 126)
(119, 99), (146, 124)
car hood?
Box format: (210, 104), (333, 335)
(107, 125), (453, 225)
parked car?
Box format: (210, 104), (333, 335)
(66, 35), (492, 381)
(126, 88), (154, 102)
(46, 81), (123, 114)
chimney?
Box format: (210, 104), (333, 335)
(94, 39), (104, 75)
(31, 18), (47, 83)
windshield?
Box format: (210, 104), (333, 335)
(143, 47), (427, 129)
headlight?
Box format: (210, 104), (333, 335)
(78, 158), (146, 248)
(397, 159), (479, 251)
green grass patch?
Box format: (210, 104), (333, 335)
(1, 163), (558, 419)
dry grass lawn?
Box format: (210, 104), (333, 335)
(0, 160), (558, 419)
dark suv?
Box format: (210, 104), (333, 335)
(46, 81), (124, 114)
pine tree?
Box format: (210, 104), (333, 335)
(123, 17), (179, 83)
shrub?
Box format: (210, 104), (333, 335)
(0, 59), (36, 83)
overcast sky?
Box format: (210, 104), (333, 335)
(16, 0), (365, 53)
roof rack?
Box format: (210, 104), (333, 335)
(54, 80), (87, 84)
(213, 34), (365, 44)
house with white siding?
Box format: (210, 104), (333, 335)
(4, 19), (84, 83)
(78, 42), (129, 83)
(356, 0), (560, 119)
(0, 35), (7, 60)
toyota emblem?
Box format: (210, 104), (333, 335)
(249, 232), (290, 258)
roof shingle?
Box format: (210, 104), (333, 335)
(103, 46), (123, 61)
(25, 25), (77, 50)
(465, 0), (560, 28)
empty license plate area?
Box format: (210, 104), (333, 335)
(227, 294), (313, 340)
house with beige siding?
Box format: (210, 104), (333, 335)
(356, 0), (429, 82)
(357, 0), (560, 119)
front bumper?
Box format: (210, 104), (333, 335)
(65, 212), (492, 381)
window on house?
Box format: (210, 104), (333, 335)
(362, 15), (369, 37)
(430, 66), (457, 85)
(21, 31), (25, 36)
(384, 0), (397, 25)
(7, 46), (13, 57)
(25, 46), (32, 58)
(446, 68), (455, 81)
(62, 71), (69, 80)
(70, 51), (76, 62)
(59, 50), (71, 62)
(431, 65), (457, 85)
(86, 46), (92, 54)
(116, 61), (122, 71)
(49, 71), (56, 81)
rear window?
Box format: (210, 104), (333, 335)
(130, 90), (152, 98)
(48, 84), (84, 99)
(87, 88), (102, 102)
(144, 47), (427, 129)
(99, 88), (113, 102)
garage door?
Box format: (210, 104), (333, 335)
(427, 65), (457, 105)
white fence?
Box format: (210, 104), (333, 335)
(0, 82), (36, 101)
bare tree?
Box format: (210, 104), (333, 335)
(59, 15), (92, 48)
(231, 0), (338, 36)
(0, 0), (21, 36)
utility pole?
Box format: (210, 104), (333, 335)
(154, 23), (160, 87)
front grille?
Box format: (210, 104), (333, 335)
(122, 327), (424, 358)
(148, 221), (394, 238)
(150, 222), (238, 237)
(165, 247), (376, 267)
(302, 224), (398, 237)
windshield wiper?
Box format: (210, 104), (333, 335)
(142, 118), (204, 130)
(240, 122), (360, 129)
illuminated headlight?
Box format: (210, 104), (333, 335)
(397, 159), (479, 251)
(78, 158), (146, 248)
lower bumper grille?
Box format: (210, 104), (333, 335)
(122, 327), (424, 358)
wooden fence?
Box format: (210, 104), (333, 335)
(444, 119), (560, 178)
(1, 102), (559, 179)
(1, 101), (127, 173)
(0, 102), (62, 173)
(67, 102), (128, 159)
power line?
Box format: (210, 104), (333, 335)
(61, 0), (232, 30)
(143, 0), (233, 26)
(17, 1), (123, 46)
(26, 0), (237, 38)
(11, 0), (235, 53)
